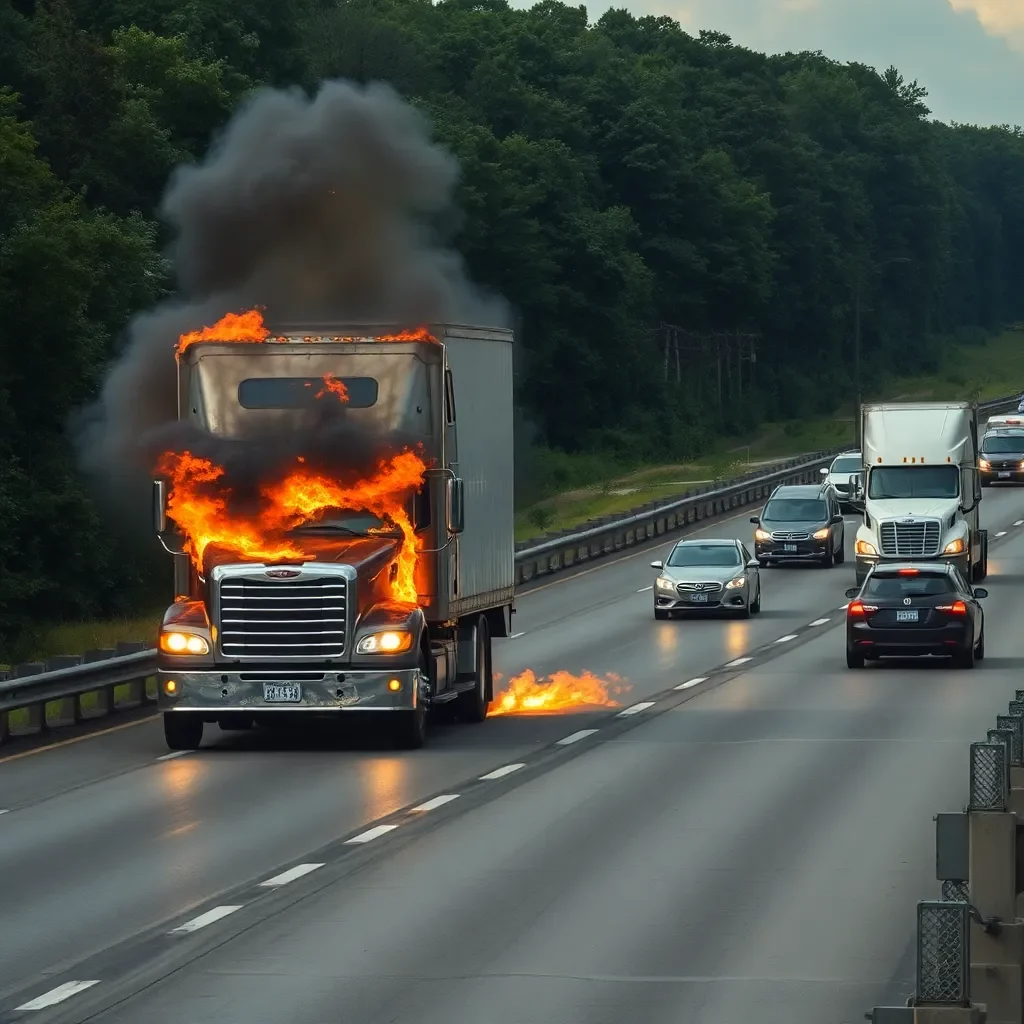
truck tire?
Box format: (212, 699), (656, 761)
(393, 654), (429, 750)
(979, 530), (989, 580)
(457, 616), (492, 723)
(164, 712), (203, 751)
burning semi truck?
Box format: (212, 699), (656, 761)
(152, 315), (515, 751)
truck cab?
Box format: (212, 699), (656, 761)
(853, 402), (988, 585)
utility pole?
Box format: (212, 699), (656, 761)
(852, 256), (912, 451)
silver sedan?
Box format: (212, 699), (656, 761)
(651, 538), (762, 620)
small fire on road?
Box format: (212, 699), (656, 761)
(488, 669), (629, 715)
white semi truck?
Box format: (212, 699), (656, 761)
(853, 402), (988, 585)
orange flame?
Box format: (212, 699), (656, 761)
(155, 449), (428, 604)
(316, 375), (349, 401)
(177, 309), (269, 357)
(487, 670), (629, 715)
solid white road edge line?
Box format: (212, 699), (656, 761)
(809, 618), (829, 626)
(479, 763), (525, 780)
(675, 677), (707, 690)
(775, 635), (797, 643)
(170, 906), (243, 934)
(16, 982), (101, 1011)
(509, 632), (526, 639)
(258, 863), (325, 887)
(618, 701), (656, 717)
(725, 657), (751, 667)
(558, 729), (599, 745)
(156, 751), (187, 761)
(410, 794), (460, 812)
(345, 824), (399, 844)
(637, 585), (653, 593)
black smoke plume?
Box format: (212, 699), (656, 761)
(75, 78), (506, 499)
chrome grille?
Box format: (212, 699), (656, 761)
(218, 576), (347, 658)
(770, 531), (810, 541)
(879, 520), (941, 557)
(676, 581), (723, 593)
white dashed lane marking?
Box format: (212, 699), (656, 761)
(510, 632), (526, 639)
(637, 586), (653, 593)
(156, 751), (187, 761)
(996, 531), (1007, 537)
(618, 702), (656, 717)
(410, 794), (460, 812)
(725, 657), (751, 667)
(170, 906), (243, 934)
(479, 763), (525, 780)
(16, 982), (101, 1010)
(675, 677), (707, 690)
(345, 825), (398, 844)
(258, 864), (324, 887)
(1015, 520), (1024, 526)
(809, 618), (829, 626)
(775, 635), (797, 643)
(558, 729), (598, 745)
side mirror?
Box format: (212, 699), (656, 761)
(746, 559), (759, 569)
(844, 587), (860, 599)
(819, 467), (828, 476)
(749, 516), (760, 525)
(447, 476), (465, 534)
(831, 513), (844, 524)
(650, 560), (664, 570)
(973, 588), (988, 599)
(153, 479), (167, 534)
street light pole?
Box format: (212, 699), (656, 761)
(852, 256), (911, 453)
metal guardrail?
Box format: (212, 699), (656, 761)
(2, 392), (1020, 748)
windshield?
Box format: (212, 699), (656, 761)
(830, 457), (861, 475)
(762, 498), (827, 522)
(290, 511), (390, 536)
(237, 376), (378, 409)
(982, 435), (1024, 454)
(867, 465), (959, 499)
(667, 544), (741, 567)
(863, 572), (955, 597)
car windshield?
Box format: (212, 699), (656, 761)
(982, 435), (1024, 453)
(867, 465), (959, 499)
(863, 572), (955, 597)
(762, 498), (827, 522)
(831, 457), (861, 475)
(667, 544), (741, 567)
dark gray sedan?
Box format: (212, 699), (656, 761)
(651, 538), (762, 620)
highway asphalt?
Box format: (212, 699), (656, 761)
(3, 486), (1024, 1023)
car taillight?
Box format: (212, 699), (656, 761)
(847, 600), (878, 616)
(936, 600), (967, 615)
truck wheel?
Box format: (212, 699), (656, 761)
(393, 655), (429, 750)
(457, 616), (492, 723)
(164, 712), (203, 751)
(978, 530), (989, 580)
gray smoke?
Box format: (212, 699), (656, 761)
(76, 78), (506, 485)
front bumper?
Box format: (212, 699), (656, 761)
(654, 584), (749, 612)
(981, 468), (1024, 483)
(755, 538), (829, 562)
(854, 551), (969, 584)
(157, 667), (426, 714)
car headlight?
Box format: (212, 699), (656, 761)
(159, 631), (209, 655)
(943, 537), (965, 555)
(754, 528), (771, 542)
(725, 576), (746, 589)
(812, 527), (829, 540)
(356, 630), (413, 654)
(655, 577), (676, 591)
(979, 459), (990, 470)
(856, 540), (877, 556)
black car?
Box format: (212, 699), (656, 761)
(979, 428), (1024, 485)
(750, 483), (845, 567)
(844, 562), (987, 669)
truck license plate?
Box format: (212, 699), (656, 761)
(783, 543), (797, 552)
(263, 683), (301, 703)
(689, 593), (709, 603)
(896, 610), (918, 623)
(999, 471), (1011, 478)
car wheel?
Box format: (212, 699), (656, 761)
(822, 542), (834, 568)
(655, 607), (670, 620)
(974, 626), (985, 661)
(953, 640), (976, 670)
(846, 645), (864, 669)
(835, 537), (846, 564)
(751, 584), (761, 613)
(736, 599), (751, 619)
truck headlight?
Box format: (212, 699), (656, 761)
(812, 527), (829, 540)
(979, 459), (990, 471)
(655, 577), (675, 591)
(356, 630), (413, 654)
(943, 537), (965, 555)
(856, 540), (877, 556)
(725, 576), (746, 589)
(754, 528), (771, 542)
(159, 631), (209, 655)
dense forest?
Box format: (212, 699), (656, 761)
(2, 0), (1024, 653)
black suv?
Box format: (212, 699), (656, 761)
(750, 483), (845, 568)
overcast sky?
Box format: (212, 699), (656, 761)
(568, 0), (1024, 127)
